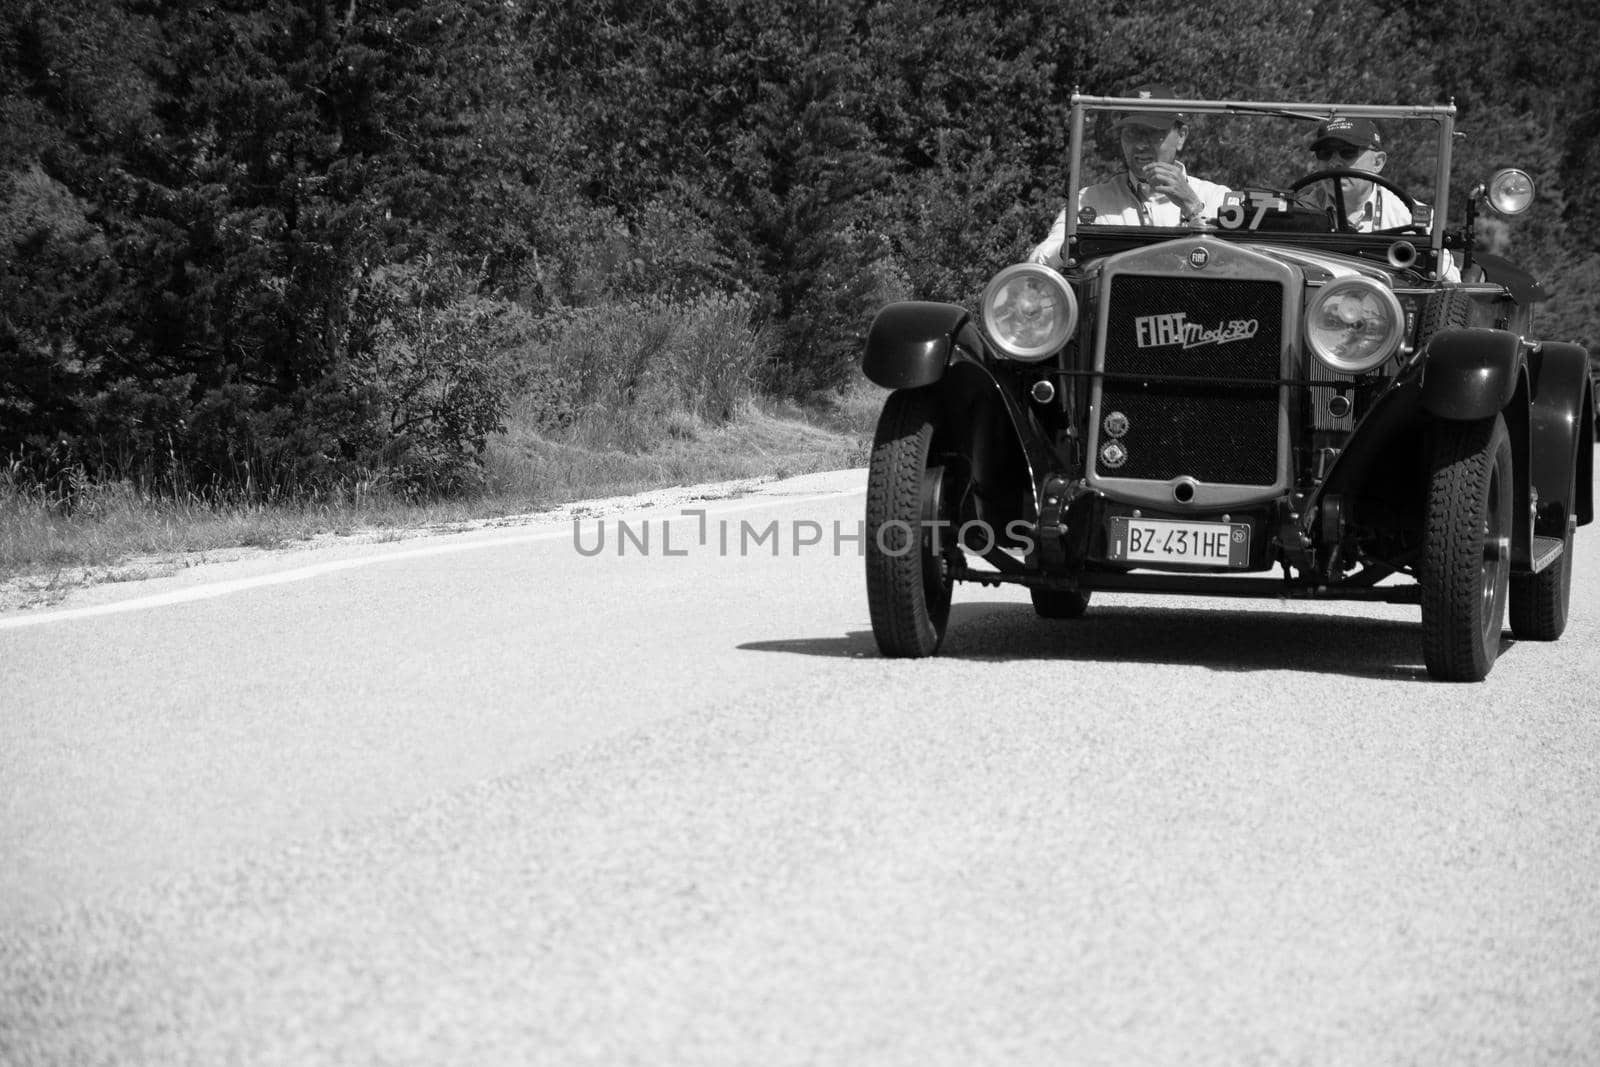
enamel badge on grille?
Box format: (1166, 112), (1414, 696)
(1104, 411), (1129, 437)
(1100, 441), (1128, 469)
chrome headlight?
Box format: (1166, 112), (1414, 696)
(1305, 277), (1404, 374)
(981, 264), (1077, 362)
(1486, 169), (1535, 215)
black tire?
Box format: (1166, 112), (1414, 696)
(1413, 288), (1470, 348)
(1509, 440), (1578, 641)
(865, 389), (955, 657)
(1420, 414), (1513, 681)
(1030, 587), (1091, 619)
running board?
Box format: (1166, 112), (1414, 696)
(1078, 572), (1422, 602)
(1529, 535), (1565, 574)
(953, 566), (1422, 603)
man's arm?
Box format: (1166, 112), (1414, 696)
(1029, 208), (1069, 268)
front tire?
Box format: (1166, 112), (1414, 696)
(866, 389), (956, 657)
(1421, 414), (1513, 681)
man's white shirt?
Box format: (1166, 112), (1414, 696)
(1309, 186), (1412, 232)
(1315, 187), (1461, 280)
(1030, 165), (1232, 267)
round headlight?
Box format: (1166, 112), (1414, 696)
(1305, 277), (1404, 374)
(981, 264), (1077, 362)
(1487, 169), (1535, 215)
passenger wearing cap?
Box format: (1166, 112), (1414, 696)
(1031, 85), (1231, 268)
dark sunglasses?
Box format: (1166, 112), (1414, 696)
(1314, 145), (1366, 163)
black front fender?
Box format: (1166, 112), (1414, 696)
(862, 301), (980, 389)
(1419, 328), (1524, 421)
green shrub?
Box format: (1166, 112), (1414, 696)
(509, 292), (770, 452)
(351, 261), (530, 497)
(1539, 250), (1600, 355)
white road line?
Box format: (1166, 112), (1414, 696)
(0, 488), (865, 631)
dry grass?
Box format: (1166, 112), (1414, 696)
(486, 394), (875, 503)
(0, 384), (883, 588)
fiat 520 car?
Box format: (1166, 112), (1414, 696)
(861, 94), (1594, 681)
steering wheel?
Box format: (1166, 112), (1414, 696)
(1287, 168), (1420, 234)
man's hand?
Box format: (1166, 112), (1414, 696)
(1141, 161), (1202, 217)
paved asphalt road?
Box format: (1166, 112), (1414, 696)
(3, 468), (1598, 1065)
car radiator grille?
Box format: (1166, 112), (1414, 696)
(1096, 275), (1283, 486)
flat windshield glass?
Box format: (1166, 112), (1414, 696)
(1069, 100), (1448, 240)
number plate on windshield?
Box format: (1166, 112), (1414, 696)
(1107, 517), (1250, 568)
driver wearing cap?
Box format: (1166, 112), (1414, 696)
(1031, 84), (1231, 268)
(1305, 117), (1412, 231)
(1305, 116), (1459, 280)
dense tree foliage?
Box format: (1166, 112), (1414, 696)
(3, 0), (1597, 496)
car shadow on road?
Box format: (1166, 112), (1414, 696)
(737, 602), (1515, 682)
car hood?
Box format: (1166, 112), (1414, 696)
(1246, 242), (1400, 284)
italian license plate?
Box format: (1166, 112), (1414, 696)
(1107, 516), (1250, 567)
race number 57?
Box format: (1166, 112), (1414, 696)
(1217, 194), (1288, 231)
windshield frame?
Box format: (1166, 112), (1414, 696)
(1064, 93), (1457, 268)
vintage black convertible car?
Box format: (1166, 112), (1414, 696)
(861, 94), (1594, 681)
